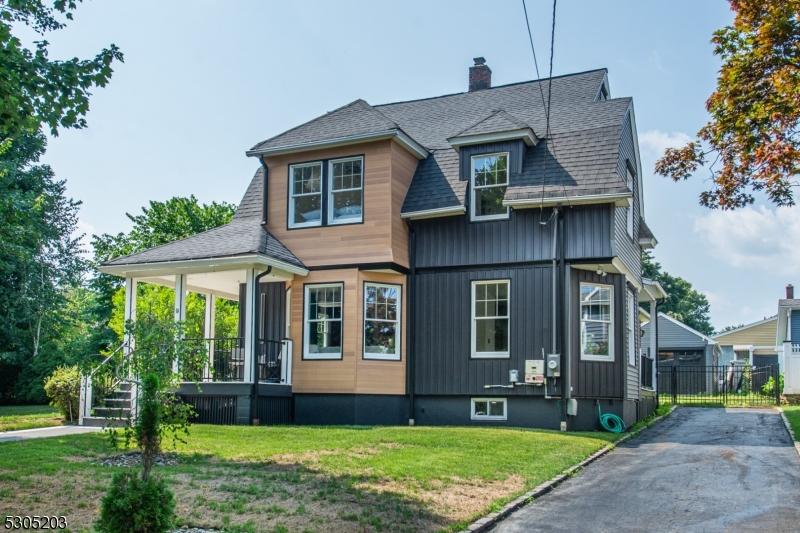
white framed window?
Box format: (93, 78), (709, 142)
(364, 283), (401, 361)
(580, 282), (614, 361)
(626, 168), (634, 238)
(328, 157), (363, 225)
(289, 162), (323, 228)
(303, 283), (343, 360)
(471, 398), (507, 421)
(471, 280), (510, 358)
(627, 290), (636, 366)
(470, 153), (509, 221)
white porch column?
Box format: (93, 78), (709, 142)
(124, 278), (137, 353)
(204, 293), (216, 371)
(243, 269), (257, 383)
(174, 274), (187, 374)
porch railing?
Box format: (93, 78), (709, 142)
(180, 337), (292, 384)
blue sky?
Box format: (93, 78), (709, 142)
(25, 0), (786, 331)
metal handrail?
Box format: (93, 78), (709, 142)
(88, 340), (129, 377)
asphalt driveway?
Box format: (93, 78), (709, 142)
(491, 407), (800, 533)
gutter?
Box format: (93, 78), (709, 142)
(503, 193), (632, 209)
(260, 158), (269, 226)
(99, 254), (309, 278)
(400, 205), (466, 220)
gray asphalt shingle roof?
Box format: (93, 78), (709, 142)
(105, 168), (305, 269)
(451, 110), (532, 138)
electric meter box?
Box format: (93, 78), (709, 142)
(546, 353), (561, 377)
(524, 360), (544, 384)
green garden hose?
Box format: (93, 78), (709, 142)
(598, 404), (625, 433)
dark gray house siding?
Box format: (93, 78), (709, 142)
(570, 269), (626, 399)
(458, 140), (527, 181)
(611, 109), (642, 283)
(626, 283), (640, 401)
(414, 205), (613, 270)
(238, 281), (286, 341)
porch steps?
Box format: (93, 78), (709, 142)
(83, 382), (133, 428)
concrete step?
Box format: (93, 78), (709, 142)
(92, 407), (131, 420)
(82, 416), (127, 428)
(104, 398), (131, 409)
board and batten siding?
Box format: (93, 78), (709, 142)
(625, 284), (640, 400)
(413, 205), (613, 270)
(570, 269), (626, 399)
(263, 139), (418, 269)
(611, 109), (642, 282)
(238, 281), (286, 342)
(458, 140), (526, 179)
(411, 265), (553, 396)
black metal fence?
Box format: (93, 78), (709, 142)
(658, 363), (781, 406)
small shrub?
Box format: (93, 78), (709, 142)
(97, 470), (175, 533)
(43, 366), (81, 422)
(762, 373), (785, 395)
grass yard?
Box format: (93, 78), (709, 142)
(0, 424), (624, 533)
(0, 405), (62, 432)
(784, 405), (800, 438)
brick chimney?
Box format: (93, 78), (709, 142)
(469, 57), (491, 92)
(788, 284), (795, 299)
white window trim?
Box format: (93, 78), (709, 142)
(327, 156), (364, 226)
(470, 152), (510, 222)
(288, 162), (323, 229)
(303, 283), (343, 360)
(470, 397), (507, 421)
(363, 282), (401, 361)
(580, 282), (615, 362)
(471, 279), (511, 359)
(627, 290), (636, 366)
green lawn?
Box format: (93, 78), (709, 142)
(0, 405), (62, 432)
(0, 424), (625, 533)
(784, 405), (800, 438)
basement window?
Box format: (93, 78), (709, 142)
(471, 398), (507, 421)
(470, 153), (509, 221)
(580, 282), (614, 362)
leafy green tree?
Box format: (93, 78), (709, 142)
(717, 323), (746, 334)
(642, 251), (713, 335)
(656, 1), (800, 208)
(92, 196), (239, 343)
(0, 0), (123, 139)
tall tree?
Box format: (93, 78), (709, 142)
(642, 251), (714, 335)
(656, 1), (800, 209)
(0, 0), (123, 139)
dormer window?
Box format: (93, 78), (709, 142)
(470, 153), (509, 221)
(288, 156), (364, 229)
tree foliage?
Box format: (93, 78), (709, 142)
(642, 251), (714, 335)
(656, 0), (800, 209)
(0, 0), (123, 139)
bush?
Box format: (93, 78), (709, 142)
(762, 373), (785, 396)
(43, 365), (81, 422)
(97, 470), (175, 533)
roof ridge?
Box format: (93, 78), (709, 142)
(712, 315), (778, 339)
(355, 99), (399, 130)
(374, 68), (609, 108)
(452, 109), (531, 138)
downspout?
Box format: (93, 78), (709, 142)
(406, 220), (416, 425)
(250, 266), (272, 424)
(558, 205), (569, 421)
(260, 158), (269, 227)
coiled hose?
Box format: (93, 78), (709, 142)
(598, 404), (625, 433)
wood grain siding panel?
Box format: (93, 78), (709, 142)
(290, 269), (359, 393)
(613, 110), (642, 282)
(414, 205), (611, 269)
(264, 140), (402, 268)
(390, 142), (419, 268)
(355, 271), (407, 395)
(570, 269), (626, 399)
(412, 265), (551, 396)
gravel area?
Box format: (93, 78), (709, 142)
(94, 451), (179, 467)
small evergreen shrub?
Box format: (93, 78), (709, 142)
(43, 365), (81, 422)
(97, 470), (175, 533)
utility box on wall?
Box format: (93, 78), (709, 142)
(524, 360), (544, 384)
(546, 353), (561, 378)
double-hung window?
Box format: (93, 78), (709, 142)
(471, 153), (509, 221)
(472, 280), (510, 358)
(580, 283), (614, 361)
(288, 156), (363, 228)
(364, 283), (401, 360)
(303, 283), (343, 360)
(329, 157), (363, 224)
(627, 290), (636, 366)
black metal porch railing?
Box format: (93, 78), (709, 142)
(181, 337), (246, 382)
(640, 354), (654, 389)
(257, 339), (284, 383)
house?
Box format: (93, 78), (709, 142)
(87, 59), (664, 431)
(642, 313), (721, 395)
(712, 316), (778, 367)
(776, 284), (800, 398)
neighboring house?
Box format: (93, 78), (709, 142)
(712, 316), (778, 367)
(642, 313), (721, 394)
(91, 59), (662, 430)
(776, 284), (800, 397)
